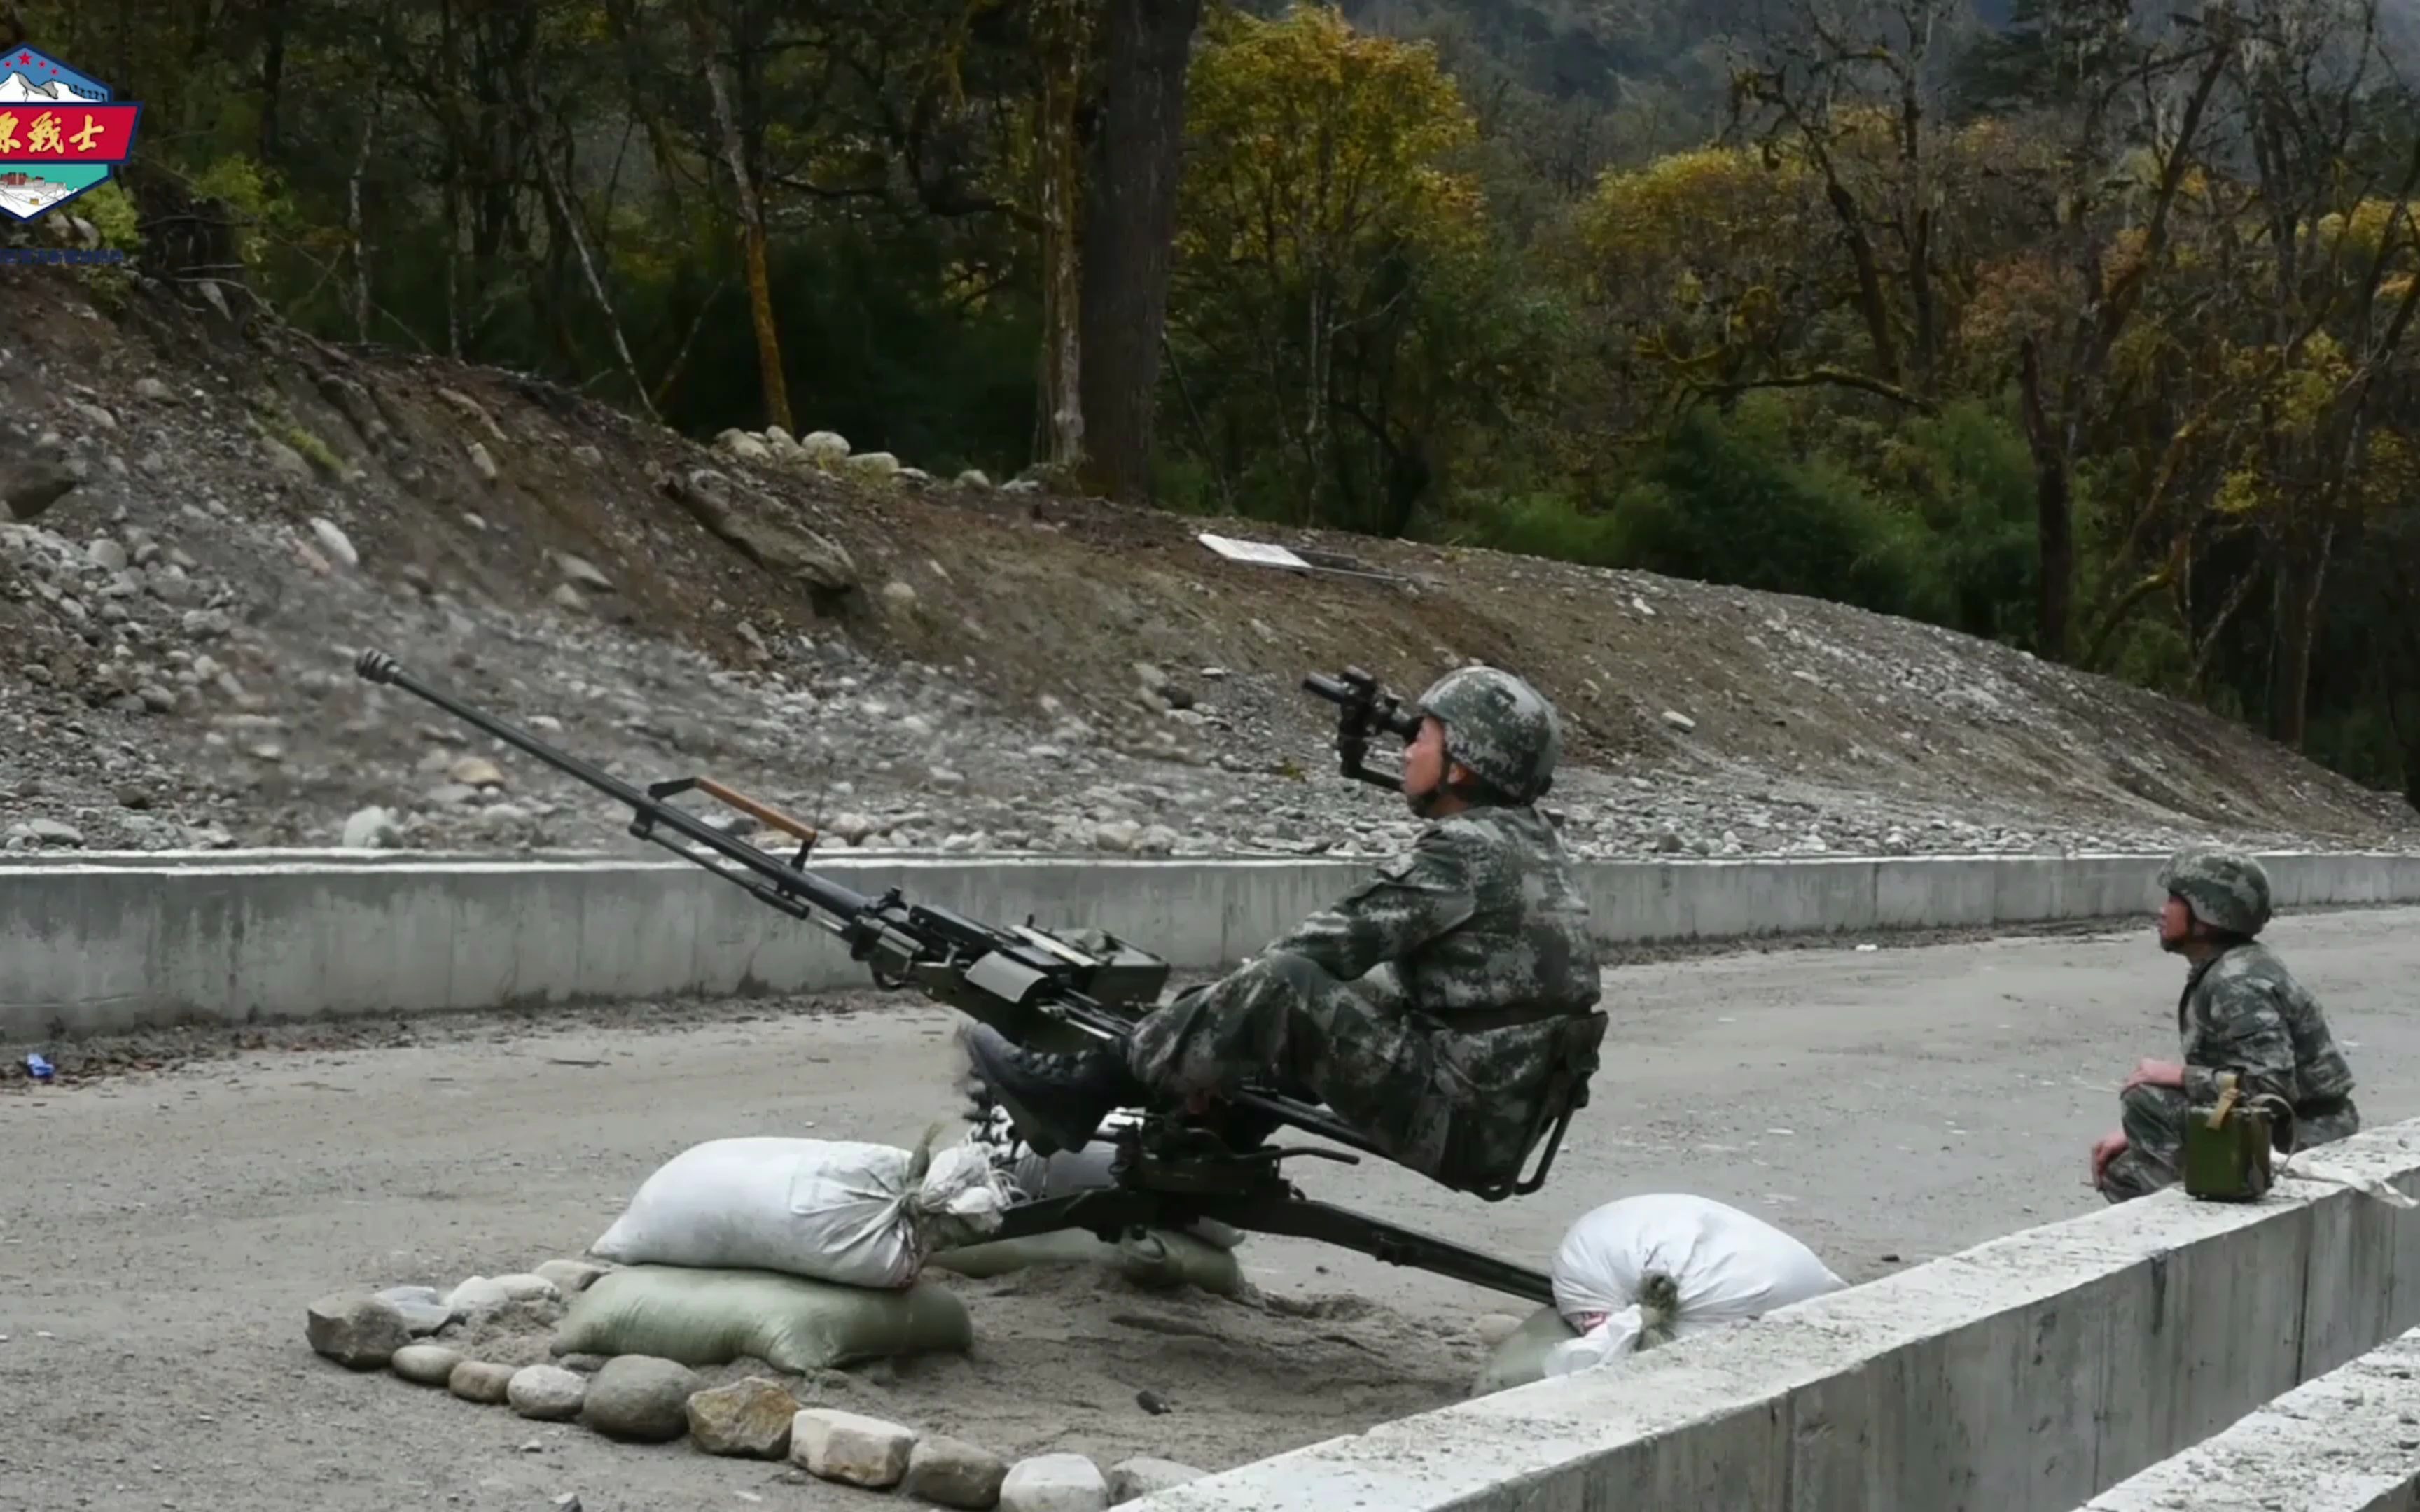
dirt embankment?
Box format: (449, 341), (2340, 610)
(2, 268), (2412, 862)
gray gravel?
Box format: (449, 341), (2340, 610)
(6, 492), (2407, 864)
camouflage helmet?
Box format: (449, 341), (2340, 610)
(1413, 665), (1560, 804)
(2158, 847), (2272, 938)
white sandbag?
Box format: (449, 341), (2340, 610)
(590, 1134), (1010, 1290)
(1542, 1193), (1844, 1378)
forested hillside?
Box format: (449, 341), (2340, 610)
(13, 0), (2419, 806)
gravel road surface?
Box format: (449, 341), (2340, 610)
(4, 906), (2415, 1512)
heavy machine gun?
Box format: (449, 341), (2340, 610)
(352, 650), (1580, 1304)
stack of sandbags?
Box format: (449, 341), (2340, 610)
(556, 1130), (1012, 1372)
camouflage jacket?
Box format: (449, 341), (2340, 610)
(2177, 941), (2356, 1111)
(1258, 804), (1600, 1025)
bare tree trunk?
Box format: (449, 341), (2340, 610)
(2387, 549), (2420, 813)
(652, 277), (732, 411)
(1160, 328), (1234, 512)
(2187, 563), (2262, 694)
(2386, 682), (2420, 812)
(1826, 179), (1902, 386)
(2274, 522), (2337, 749)
(259, 0), (293, 162)
(2019, 336), (2073, 660)
(443, 202), (459, 358)
(438, 0), (463, 359)
(347, 95), (380, 343)
(1036, 0), (1090, 473)
(686, 0), (791, 433)
(529, 115), (660, 424)
(1302, 276), (1328, 522)
(1076, 0), (1201, 502)
(2020, 31), (2234, 665)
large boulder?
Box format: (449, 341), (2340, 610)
(658, 468), (857, 591)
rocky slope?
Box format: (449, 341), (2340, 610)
(2, 268), (2413, 864)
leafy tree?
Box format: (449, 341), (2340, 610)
(1164, 1), (1498, 525)
(6, 0), (2416, 802)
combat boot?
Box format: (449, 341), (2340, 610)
(963, 1024), (1144, 1156)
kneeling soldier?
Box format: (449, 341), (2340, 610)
(2092, 848), (2360, 1203)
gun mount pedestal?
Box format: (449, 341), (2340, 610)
(988, 1118), (1557, 1306)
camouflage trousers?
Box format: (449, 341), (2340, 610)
(1121, 949), (1602, 1191)
(2097, 1082), (2364, 1204)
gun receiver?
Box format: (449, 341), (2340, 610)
(1300, 666), (1419, 791)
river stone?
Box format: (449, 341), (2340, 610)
(1108, 1458), (1206, 1502)
(1472, 1312), (1524, 1347)
(534, 1259), (607, 1296)
(374, 1284), (457, 1336)
(903, 1435), (1010, 1508)
(448, 1359), (516, 1404)
(508, 1364), (587, 1420)
(494, 1272), (562, 1303)
(1001, 1453), (1109, 1512)
(580, 1355), (700, 1441)
(686, 1377), (798, 1458)
(445, 1275), (514, 1317)
(305, 1292), (411, 1369)
(791, 1408), (917, 1488)
(391, 1343), (464, 1386)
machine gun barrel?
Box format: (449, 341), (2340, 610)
(352, 649), (875, 931)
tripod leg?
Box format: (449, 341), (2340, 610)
(983, 1187), (1176, 1245)
(1195, 1191), (1555, 1306)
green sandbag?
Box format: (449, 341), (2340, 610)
(1468, 1304), (1579, 1397)
(929, 1226), (1244, 1297)
(550, 1264), (972, 1373)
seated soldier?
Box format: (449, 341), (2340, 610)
(2092, 847), (2361, 1203)
(964, 665), (1606, 1195)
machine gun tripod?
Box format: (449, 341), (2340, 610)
(352, 649), (1584, 1306)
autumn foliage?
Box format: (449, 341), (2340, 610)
(15, 0), (2420, 799)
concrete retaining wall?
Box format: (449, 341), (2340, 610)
(1137, 1121), (2420, 1512)
(2077, 1323), (2420, 1511)
(4, 848), (2419, 1038)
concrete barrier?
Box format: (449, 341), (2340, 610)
(1136, 1121), (2420, 1512)
(4, 848), (2419, 1038)
(2077, 1323), (2420, 1511)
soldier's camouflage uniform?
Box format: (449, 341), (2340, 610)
(2099, 850), (2361, 1203)
(964, 664), (1606, 1195)
(1122, 802), (1604, 1191)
